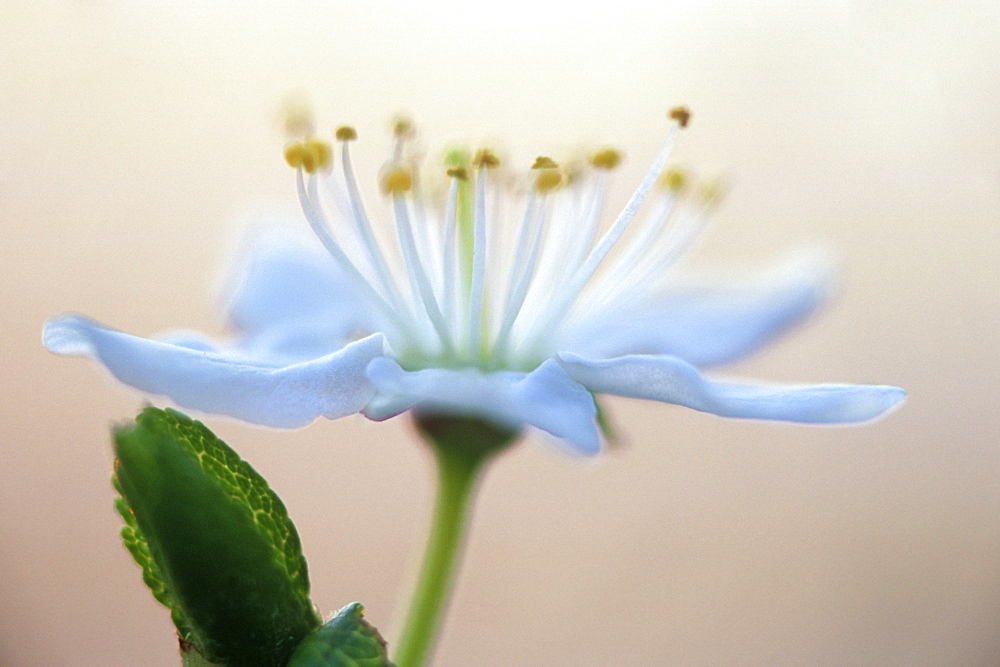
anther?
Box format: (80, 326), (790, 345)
(393, 115), (415, 138)
(284, 141), (308, 170)
(534, 169), (563, 192)
(589, 148), (622, 170)
(335, 126), (358, 141)
(531, 156), (558, 170)
(446, 166), (468, 180)
(282, 98), (315, 138)
(305, 138), (333, 171)
(284, 139), (331, 174)
(472, 149), (500, 169)
(380, 164), (413, 194)
(696, 178), (725, 207)
(658, 167), (688, 193)
(669, 106), (691, 128)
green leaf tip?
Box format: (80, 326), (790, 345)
(113, 407), (320, 665)
(288, 603), (393, 667)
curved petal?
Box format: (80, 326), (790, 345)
(223, 227), (381, 363)
(363, 358), (600, 455)
(559, 352), (906, 424)
(43, 314), (385, 428)
(562, 251), (831, 367)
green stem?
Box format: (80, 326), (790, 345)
(393, 416), (517, 667)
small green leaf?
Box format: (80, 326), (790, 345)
(114, 482), (195, 639)
(113, 407), (320, 665)
(288, 603), (393, 667)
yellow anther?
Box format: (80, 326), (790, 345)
(380, 164), (413, 194)
(589, 148), (622, 170)
(472, 149), (499, 169)
(335, 126), (357, 141)
(285, 138), (332, 174)
(669, 106), (691, 128)
(696, 178), (725, 207)
(531, 156), (558, 170)
(534, 169), (563, 192)
(446, 166), (468, 180)
(284, 141), (308, 170)
(658, 167), (688, 193)
(281, 97), (315, 138)
(305, 138), (333, 171)
(393, 115), (415, 138)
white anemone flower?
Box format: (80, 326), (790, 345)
(43, 109), (905, 455)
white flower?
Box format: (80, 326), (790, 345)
(43, 109), (905, 454)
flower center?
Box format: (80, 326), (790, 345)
(284, 107), (716, 372)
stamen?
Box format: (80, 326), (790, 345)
(531, 156), (558, 170)
(306, 138), (333, 171)
(586, 181), (684, 310)
(589, 148), (622, 171)
(335, 125), (357, 141)
(533, 158), (563, 193)
(604, 177), (718, 309)
(392, 115), (415, 162)
(565, 121), (684, 292)
(467, 152), (497, 359)
(441, 174), (462, 341)
(695, 178), (726, 207)
(494, 185), (539, 351)
(619, 204), (709, 304)
(281, 97), (315, 138)
(387, 179), (456, 355)
(659, 166), (688, 193)
(283, 139), (331, 174)
(472, 149), (500, 169)
(284, 142), (309, 170)
(381, 164), (414, 194)
(561, 168), (609, 274)
(337, 136), (407, 314)
(669, 106), (691, 128)
(445, 150), (475, 307)
(552, 148), (622, 279)
(493, 163), (555, 360)
(393, 116), (416, 139)
(293, 170), (402, 334)
(521, 111), (688, 352)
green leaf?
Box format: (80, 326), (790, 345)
(113, 407), (320, 665)
(113, 481), (195, 640)
(180, 640), (223, 666)
(288, 603), (393, 667)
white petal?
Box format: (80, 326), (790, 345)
(562, 251), (831, 367)
(363, 358), (600, 455)
(223, 227), (379, 363)
(43, 314), (385, 428)
(559, 352), (907, 424)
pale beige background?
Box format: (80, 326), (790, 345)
(3, 1), (999, 665)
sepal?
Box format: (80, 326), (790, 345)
(287, 602), (393, 666)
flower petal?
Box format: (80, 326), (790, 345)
(223, 227), (379, 363)
(559, 352), (906, 424)
(562, 252), (831, 367)
(42, 314), (385, 428)
(363, 358), (600, 455)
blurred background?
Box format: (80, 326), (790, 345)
(3, 1), (999, 664)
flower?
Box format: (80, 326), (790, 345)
(43, 109), (905, 455)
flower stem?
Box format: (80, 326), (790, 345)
(394, 415), (518, 667)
